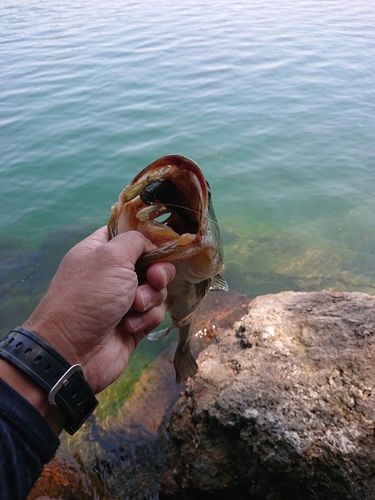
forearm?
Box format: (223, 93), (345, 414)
(0, 326), (99, 437)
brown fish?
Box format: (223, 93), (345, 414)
(108, 154), (227, 382)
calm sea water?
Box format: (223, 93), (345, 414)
(1, 0), (375, 322)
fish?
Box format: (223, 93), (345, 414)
(107, 154), (228, 383)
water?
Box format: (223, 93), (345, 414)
(1, 0), (375, 496)
(2, 0), (375, 302)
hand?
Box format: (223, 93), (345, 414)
(22, 226), (175, 394)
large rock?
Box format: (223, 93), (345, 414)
(160, 290), (375, 500)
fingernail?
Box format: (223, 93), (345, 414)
(129, 316), (142, 331)
(140, 289), (152, 310)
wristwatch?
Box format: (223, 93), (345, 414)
(0, 326), (98, 435)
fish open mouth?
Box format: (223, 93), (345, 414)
(108, 155), (211, 264)
(136, 177), (200, 238)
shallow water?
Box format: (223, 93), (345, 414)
(2, 0), (375, 496)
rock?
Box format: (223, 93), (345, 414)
(160, 290), (375, 500)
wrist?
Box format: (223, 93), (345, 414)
(0, 327), (99, 435)
(23, 313), (80, 368)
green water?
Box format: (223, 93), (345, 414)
(2, 0), (375, 311)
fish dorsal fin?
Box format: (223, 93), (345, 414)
(147, 326), (174, 341)
(210, 274), (229, 292)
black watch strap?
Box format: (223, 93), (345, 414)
(0, 326), (98, 435)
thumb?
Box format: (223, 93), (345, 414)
(72, 226), (110, 252)
(106, 230), (157, 268)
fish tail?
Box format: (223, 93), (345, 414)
(174, 341), (198, 383)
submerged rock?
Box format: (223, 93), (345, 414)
(160, 290), (375, 500)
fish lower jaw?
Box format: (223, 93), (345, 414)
(143, 219), (181, 239)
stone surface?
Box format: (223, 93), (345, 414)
(160, 290), (375, 500)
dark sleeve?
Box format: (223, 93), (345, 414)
(0, 378), (60, 500)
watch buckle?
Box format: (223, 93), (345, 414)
(48, 364), (84, 406)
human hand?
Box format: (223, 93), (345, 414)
(23, 226), (175, 394)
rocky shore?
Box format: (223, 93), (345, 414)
(160, 290), (375, 500)
(29, 290), (375, 500)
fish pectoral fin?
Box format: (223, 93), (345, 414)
(147, 326), (173, 341)
(210, 274), (229, 292)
